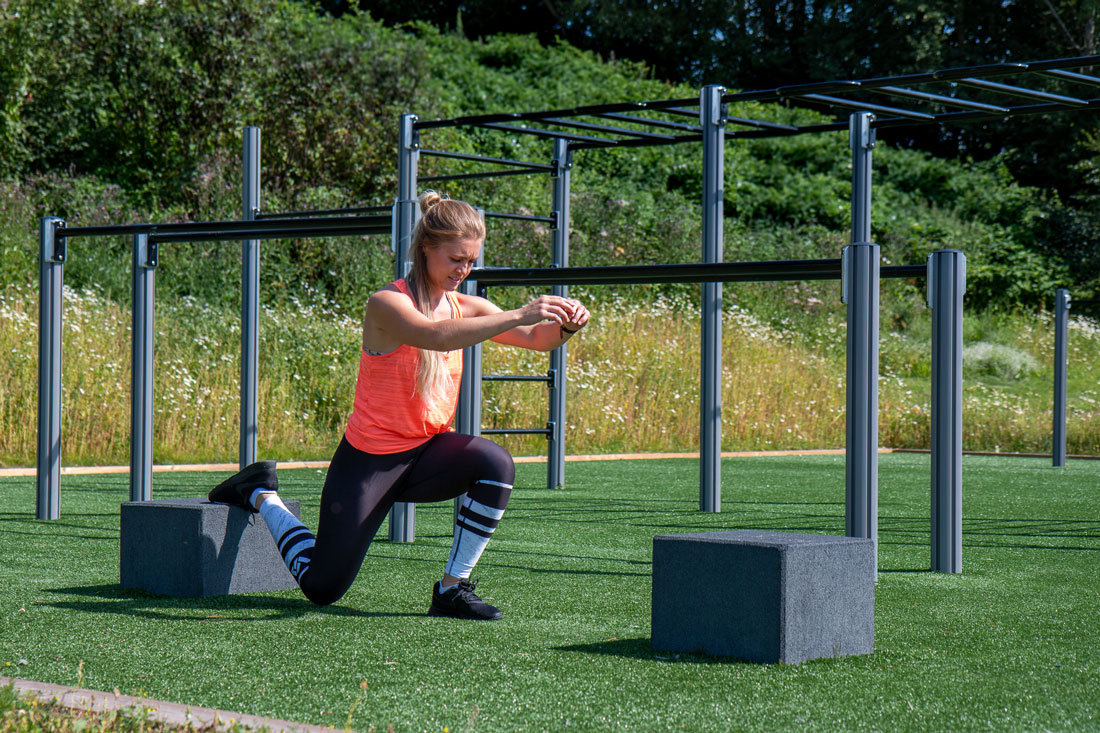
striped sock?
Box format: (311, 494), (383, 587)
(444, 480), (511, 579)
(257, 494), (315, 583)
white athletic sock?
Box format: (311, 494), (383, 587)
(258, 494), (315, 583)
(444, 494), (507, 579)
(248, 487), (274, 509)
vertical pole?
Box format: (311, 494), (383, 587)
(1053, 288), (1070, 467)
(37, 217), (65, 520)
(240, 126), (261, 470)
(549, 139), (572, 490)
(845, 111), (878, 563)
(929, 249), (965, 573)
(700, 85), (726, 513)
(455, 214), (485, 524)
(130, 233), (156, 503)
(390, 113), (419, 543)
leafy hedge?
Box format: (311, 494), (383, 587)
(0, 0), (1091, 315)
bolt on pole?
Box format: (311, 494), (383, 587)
(1053, 288), (1070, 467)
(845, 112), (878, 570)
(700, 85), (726, 513)
(929, 249), (965, 573)
(37, 216), (65, 520)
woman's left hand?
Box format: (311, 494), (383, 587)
(561, 300), (590, 334)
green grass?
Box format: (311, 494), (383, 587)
(2, 454), (1098, 731)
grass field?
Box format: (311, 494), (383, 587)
(1, 453), (1098, 731)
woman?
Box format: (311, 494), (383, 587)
(209, 191), (590, 620)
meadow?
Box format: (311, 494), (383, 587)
(1, 453), (1098, 730)
(4, 280), (1100, 467)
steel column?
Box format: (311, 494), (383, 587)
(700, 85), (726, 513)
(1053, 288), (1070, 467)
(390, 113), (420, 542)
(549, 139), (572, 490)
(36, 217), (65, 520)
(240, 126), (261, 469)
(929, 249), (965, 573)
(130, 233), (156, 503)
(845, 111), (878, 561)
(455, 221), (485, 523)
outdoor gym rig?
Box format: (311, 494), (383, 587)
(37, 55), (1100, 575)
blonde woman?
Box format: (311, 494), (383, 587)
(209, 191), (589, 619)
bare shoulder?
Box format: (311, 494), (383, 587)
(454, 291), (501, 316)
(369, 284), (411, 311)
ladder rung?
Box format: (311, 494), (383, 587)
(482, 374), (552, 383)
(480, 428), (552, 436)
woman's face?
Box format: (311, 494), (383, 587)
(424, 237), (482, 294)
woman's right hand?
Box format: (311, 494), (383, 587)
(514, 295), (580, 326)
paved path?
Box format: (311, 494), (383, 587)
(0, 448), (883, 478)
(2, 676), (331, 732)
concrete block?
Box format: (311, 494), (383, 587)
(120, 498), (300, 597)
(652, 530), (874, 664)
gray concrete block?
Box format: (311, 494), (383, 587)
(652, 530), (874, 664)
(120, 498), (301, 597)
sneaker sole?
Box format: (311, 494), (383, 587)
(427, 605), (503, 621)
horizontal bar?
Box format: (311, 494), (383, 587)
(540, 117), (676, 141)
(152, 225), (390, 243)
(725, 116), (800, 132)
(60, 214), (391, 239)
(794, 94), (936, 120)
(957, 78), (1088, 106)
(470, 260), (926, 287)
(420, 168), (545, 183)
(256, 205), (391, 219)
(871, 86), (1010, 113)
(418, 149), (553, 170)
(482, 122), (619, 145)
(595, 112), (702, 133)
(663, 107), (702, 118)
(482, 374), (552, 383)
(569, 133), (703, 151)
(415, 97), (698, 130)
(480, 428), (552, 436)
(482, 210), (555, 224)
(1038, 69), (1100, 87)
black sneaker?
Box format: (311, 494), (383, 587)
(428, 579), (503, 620)
(208, 460), (278, 513)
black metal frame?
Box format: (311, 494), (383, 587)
(411, 54), (1100, 158)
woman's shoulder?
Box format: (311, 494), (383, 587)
(452, 291), (498, 316)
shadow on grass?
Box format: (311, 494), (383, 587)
(44, 584), (420, 620)
(554, 638), (748, 666)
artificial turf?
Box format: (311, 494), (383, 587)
(1, 453), (1097, 731)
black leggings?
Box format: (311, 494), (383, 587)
(299, 433), (515, 606)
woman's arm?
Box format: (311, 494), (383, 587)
(460, 293), (590, 352)
(364, 287), (579, 353)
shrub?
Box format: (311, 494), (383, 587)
(962, 341), (1040, 381)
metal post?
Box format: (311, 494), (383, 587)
(1053, 288), (1070, 467)
(929, 249), (965, 573)
(549, 139), (572, 490)
(390, 113), (419, 542)
(700, 85), (726, 513)
(240, 126), (261, 469)
(845, 112), (878, 562)
(454, 250), (485, 526)
(393, 113), (419, 280)
(130, 233), (156, 503)
(37, 217), (65, 520)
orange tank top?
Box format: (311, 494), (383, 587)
(344, 280), (465, 454)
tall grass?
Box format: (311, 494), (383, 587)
(5, 284), (1100, 466)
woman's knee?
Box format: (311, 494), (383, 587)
(470, 436), (515, 484)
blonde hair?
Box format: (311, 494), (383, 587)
(406, 191), (485, 401)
